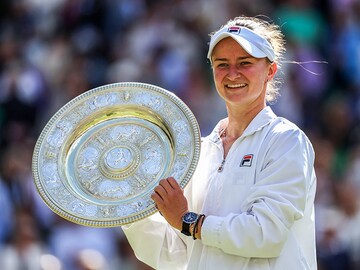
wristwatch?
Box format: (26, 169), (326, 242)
(181, 212), (199, 236)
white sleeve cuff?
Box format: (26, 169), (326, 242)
(201, 215), (224, 247)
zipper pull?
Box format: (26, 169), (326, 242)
(217, 159), (225, 172)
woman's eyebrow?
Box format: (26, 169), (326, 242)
(237, 56), (254, 60)
(213, 57), (228, 62)
(213, 56), (253, 62)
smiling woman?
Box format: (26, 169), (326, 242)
(208, 17), (286, 104)
(122, 15), (317, 270)
(210, 37), (277, 117)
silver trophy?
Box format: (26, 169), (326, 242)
(32, 82), (201, 227)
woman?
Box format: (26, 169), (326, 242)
(123, 16), (317, 270)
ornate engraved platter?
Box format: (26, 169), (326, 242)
(32, 82), (201, 227)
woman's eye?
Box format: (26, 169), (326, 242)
(240, 61), (251, 65)
(217, 63), (228, 68)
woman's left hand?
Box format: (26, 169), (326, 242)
(151, 177), (188, 231)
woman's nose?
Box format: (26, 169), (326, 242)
(227, 65), (241, 80)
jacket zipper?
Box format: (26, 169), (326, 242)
(217, 159), (225, 172)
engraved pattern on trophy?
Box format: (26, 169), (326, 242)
(89, 93), (117, 110)
(42, 163), (60, 187)
(69, 118), (169, 204)
(46, 120), (71, 147)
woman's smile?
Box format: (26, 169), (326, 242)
(225, 83), (248, 89)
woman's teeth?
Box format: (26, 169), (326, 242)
(227, 84), (246, 88)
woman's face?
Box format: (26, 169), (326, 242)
(211, 37), (276, 110)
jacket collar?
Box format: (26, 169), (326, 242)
(207, 106), (277, 144)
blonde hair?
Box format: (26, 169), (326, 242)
(209, 16), (286, 103)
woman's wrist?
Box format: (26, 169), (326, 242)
(192, 214), (206, 240)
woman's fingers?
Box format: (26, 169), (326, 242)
(153, 185), (166, 202)
(166, 177), (181, 190)
(154, 178), (180, 200)
(151, 178), (171, 204)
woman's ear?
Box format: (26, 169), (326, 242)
(267, 62), (277, 82)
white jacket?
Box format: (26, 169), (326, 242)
(123, 107), (317, 270)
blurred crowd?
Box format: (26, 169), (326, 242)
(0, 0), (360, 269)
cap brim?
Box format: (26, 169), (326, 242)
(207, 32), (268, 61)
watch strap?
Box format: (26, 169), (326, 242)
(181, 222), (191, 236)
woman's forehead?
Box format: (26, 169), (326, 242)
(212, 38), (251, 58)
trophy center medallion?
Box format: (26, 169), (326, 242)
(99, 145), (140, 180)
(105, 147), (132, 171)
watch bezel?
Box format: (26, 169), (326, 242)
(182, 212), (199, 224)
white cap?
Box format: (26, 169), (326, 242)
(207, 25), (275, 62)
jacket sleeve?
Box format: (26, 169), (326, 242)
(122, 212), (190, 269)
(201, 127), (316, 258)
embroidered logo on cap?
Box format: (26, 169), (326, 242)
(227, 26), (241, 34)
(240, 154), (253, 167)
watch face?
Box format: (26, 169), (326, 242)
(183, 212), (198, 223)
